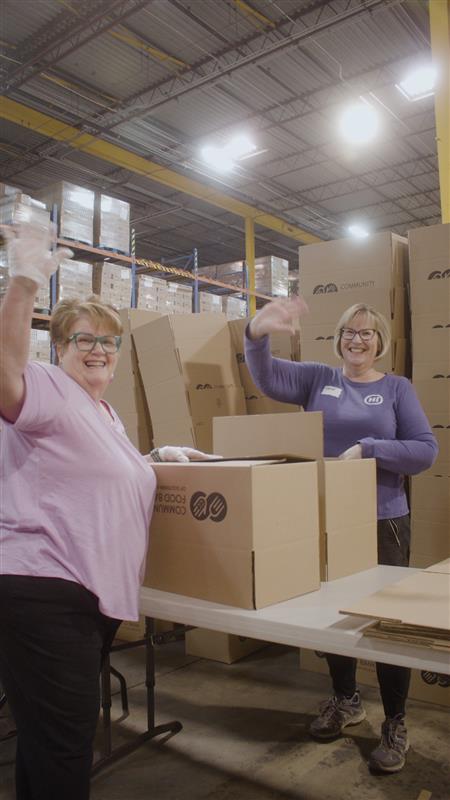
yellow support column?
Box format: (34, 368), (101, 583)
(429, 0), (450, 223)
(245, 217), (256, 317)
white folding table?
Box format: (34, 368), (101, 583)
(93, 565), (449, 776)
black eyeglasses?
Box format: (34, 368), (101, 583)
(67, 332), (122, 354)
(340, 328), (377, 342)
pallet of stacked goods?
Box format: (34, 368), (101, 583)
(29, 329), (51, 364)
(297, 232), (409, 376)
(197, 255), (289, 297)
(137, 274), (167, 312)
(408, 223), (450, 568)
(57, 259), (93, 302)
(222, 295), (247, 320)
(36, 181), (95, 246)
(94, 194), (130, 255)
(0, 184), (51, 312)
(92, 261), (132, 308)
(199, 291), (222, 313)
(165, 281), (193, 314)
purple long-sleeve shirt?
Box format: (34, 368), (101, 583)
(245, 333), (438, 519)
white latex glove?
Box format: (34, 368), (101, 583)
(339, 444), (363, 460)
(149, 446), (222, 463)
(1, 221), (73, 288)
(248, 295), (309, 340)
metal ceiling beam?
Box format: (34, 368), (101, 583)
(0, 0), (151, 95)
(0, 97), (321, 244)
(429, 0), (450, 223)
(67, 0), (390, 134)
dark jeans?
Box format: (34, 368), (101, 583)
(326, 515), (411, 718)
(0, 576), (120, 800)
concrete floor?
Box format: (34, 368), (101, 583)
(0, 640), (449, 800)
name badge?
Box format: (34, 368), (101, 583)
(321, 385), (342, 398)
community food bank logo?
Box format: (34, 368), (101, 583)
(428, 270), (450, 279)
(420, 671), (450, 688)
(190, 491), (227, 522)
(313, 283), (338, 294)
(364, 394), (383, 406)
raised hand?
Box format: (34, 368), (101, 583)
(248, 295), (309, 340)
(2, 220), (73, 288)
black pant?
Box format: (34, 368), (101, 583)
(326, 515), (411, 718)
(0, 576), (121, 800)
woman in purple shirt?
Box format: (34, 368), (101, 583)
(0, 221), (214, 800)
(245, 295), (437, 775)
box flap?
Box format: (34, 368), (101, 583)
(213, 411), (323, 460)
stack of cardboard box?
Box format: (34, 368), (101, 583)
(37, 181), (95, 245)
(228, 317), (301, 415)
(298, 232), (409, 375)
(103, 308), (158, 453)
(132, 313), (246, 453)
(93, 261), (132, 308)
(408, 223), (450, 568)
(165, 282), (193, 314)
(94, 194), (130, 254)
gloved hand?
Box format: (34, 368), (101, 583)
(248, 295), (309, 340)
(2, 221), (73, 288)
(148, 446), (222, 463)
(339, 444), (363, 460)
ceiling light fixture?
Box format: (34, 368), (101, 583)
(338, 102), (380, 144)
(200, 134), (257, 172)
(395, 65), (437, 101)
(347, 224), (370, 239)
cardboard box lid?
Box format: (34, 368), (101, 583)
(213, 411), (324, 460)
(318, 459), (377, 531)
(426, 559), (450, 575)
(340, 570), (450, 630)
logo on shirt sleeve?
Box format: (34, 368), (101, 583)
(364, 394), (384, 406)
(321, 386), (342, 398)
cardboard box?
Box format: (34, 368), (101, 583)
(301, 287), (406, 341)
(213, 412), (378, 581)
(299, 648), (450, 707)
(408, 223), (450, 281)
(143, 459), (321, 609)
(409, 281), (450, 316)
(299, 232), (408, 294)
(185, 628), (267, 664)
(412, 315), (450, 364)
(411, 516), (450, 564)
(117, 617), (174, 643)
(411, 475), (450, 524)
(415, 380), (450, 416)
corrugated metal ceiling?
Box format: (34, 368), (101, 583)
(0, 0), (441, 268)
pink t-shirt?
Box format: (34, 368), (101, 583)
(0, 362), (156, 620)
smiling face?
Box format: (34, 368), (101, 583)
(340, 311), (380, 374)
(58, 314), (119, 401)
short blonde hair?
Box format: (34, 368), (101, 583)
(333, 303), (391, 360)
(50, 295), (123, 346)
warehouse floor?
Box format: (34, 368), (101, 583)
(0, 641), (448, 800)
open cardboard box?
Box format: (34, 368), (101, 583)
(213, 412), (378, 581)
(144, 457), (320, 609)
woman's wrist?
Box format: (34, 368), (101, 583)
(149, 447), (162, 462)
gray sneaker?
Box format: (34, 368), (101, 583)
(309, 692), (366, 740)
(369, 714), (409, 773)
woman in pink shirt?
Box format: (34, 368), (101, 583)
(0, 220), (213, 800)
